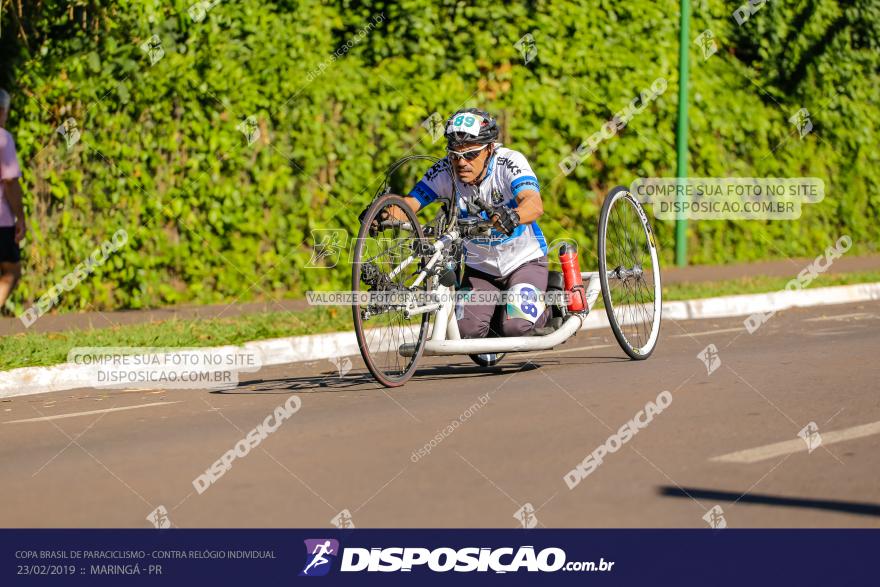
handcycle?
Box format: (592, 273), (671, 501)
(351, 156), (662, 388)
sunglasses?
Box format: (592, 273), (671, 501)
(447, 144), (488, 161)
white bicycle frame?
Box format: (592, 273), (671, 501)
(397, 226), (606, 357)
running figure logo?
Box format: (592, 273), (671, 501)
(697, 344), (721, 375)
(300, 539), (339, 577)
(798, 421), (823, 453)
(513, 503), (539, 528)
(702, 505), (727, 529)
(694, 29), (718, 60)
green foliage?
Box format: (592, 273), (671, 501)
(0, 304), (350, 370)
(1, 0), (877, 311)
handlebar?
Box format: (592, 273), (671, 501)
(371, 211), (495, 238)
(457, 217), (496, 238)
(376, 219), (414, 231)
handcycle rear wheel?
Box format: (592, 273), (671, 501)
(469, 353), (505, 367)
(352, 195), (430, 387)
(598, 186), (662, 359)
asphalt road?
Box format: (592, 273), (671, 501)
(1, 301), (879, 528)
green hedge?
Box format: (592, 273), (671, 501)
(1, 0), (877, 311)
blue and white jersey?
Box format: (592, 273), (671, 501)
(408, 146), (547, 277)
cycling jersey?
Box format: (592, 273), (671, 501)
(408, 146), (547, 277)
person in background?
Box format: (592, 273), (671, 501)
(0, 88), (26, 314)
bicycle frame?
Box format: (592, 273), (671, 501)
(356, 166), (662, 386)
(396, 224), (606, 357)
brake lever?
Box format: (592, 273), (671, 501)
(474, 198), (499, 218)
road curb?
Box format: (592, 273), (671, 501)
(2, 282), (879, 399)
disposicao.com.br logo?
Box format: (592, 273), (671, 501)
(300, 539), (339, 577)
(302, 543), (614, 574)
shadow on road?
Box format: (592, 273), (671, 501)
(214, 361), (544, 394)
(659, 486), (880, 518)
(414, 360), (541, 379)
(531, 356), (631, 364)
(215, 373), (374, 394)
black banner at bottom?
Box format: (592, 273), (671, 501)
(3, 529), (876, 585)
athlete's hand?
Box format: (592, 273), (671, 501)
(359, 204), (383, 237)
(357, 205), (373, 225)
(360, 205), (409, 236)
(491, 206), (520, 236)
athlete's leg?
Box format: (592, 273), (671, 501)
(499, 257), (550, 337)
(457, 267), (501, 339)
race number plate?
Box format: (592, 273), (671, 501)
(506, 283), (546, 324)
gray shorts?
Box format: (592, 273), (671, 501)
(457, 256), (549, 338)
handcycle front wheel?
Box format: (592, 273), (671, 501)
(352, 195), (430, 387)
(598, 186), (662, 359)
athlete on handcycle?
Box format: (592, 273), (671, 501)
(360, 108), (551, 338)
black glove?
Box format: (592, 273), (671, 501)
(359, 204), (380, 236)
(358, 205), (373, 225)
(492, 206), (520, 236)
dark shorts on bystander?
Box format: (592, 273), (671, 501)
(0, 226), (21, 263)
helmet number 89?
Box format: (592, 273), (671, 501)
(454, 115), (476, 128)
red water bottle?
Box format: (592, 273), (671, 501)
(559, 244), (587, 312)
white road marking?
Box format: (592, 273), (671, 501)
(804, 312), (878, 322)
(525, 343), (613, 357)
(805, 328), (857, 337)
(711, 420), (880, 464)
(670, 327), (745, 338)
(3, 401), (180, 424)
